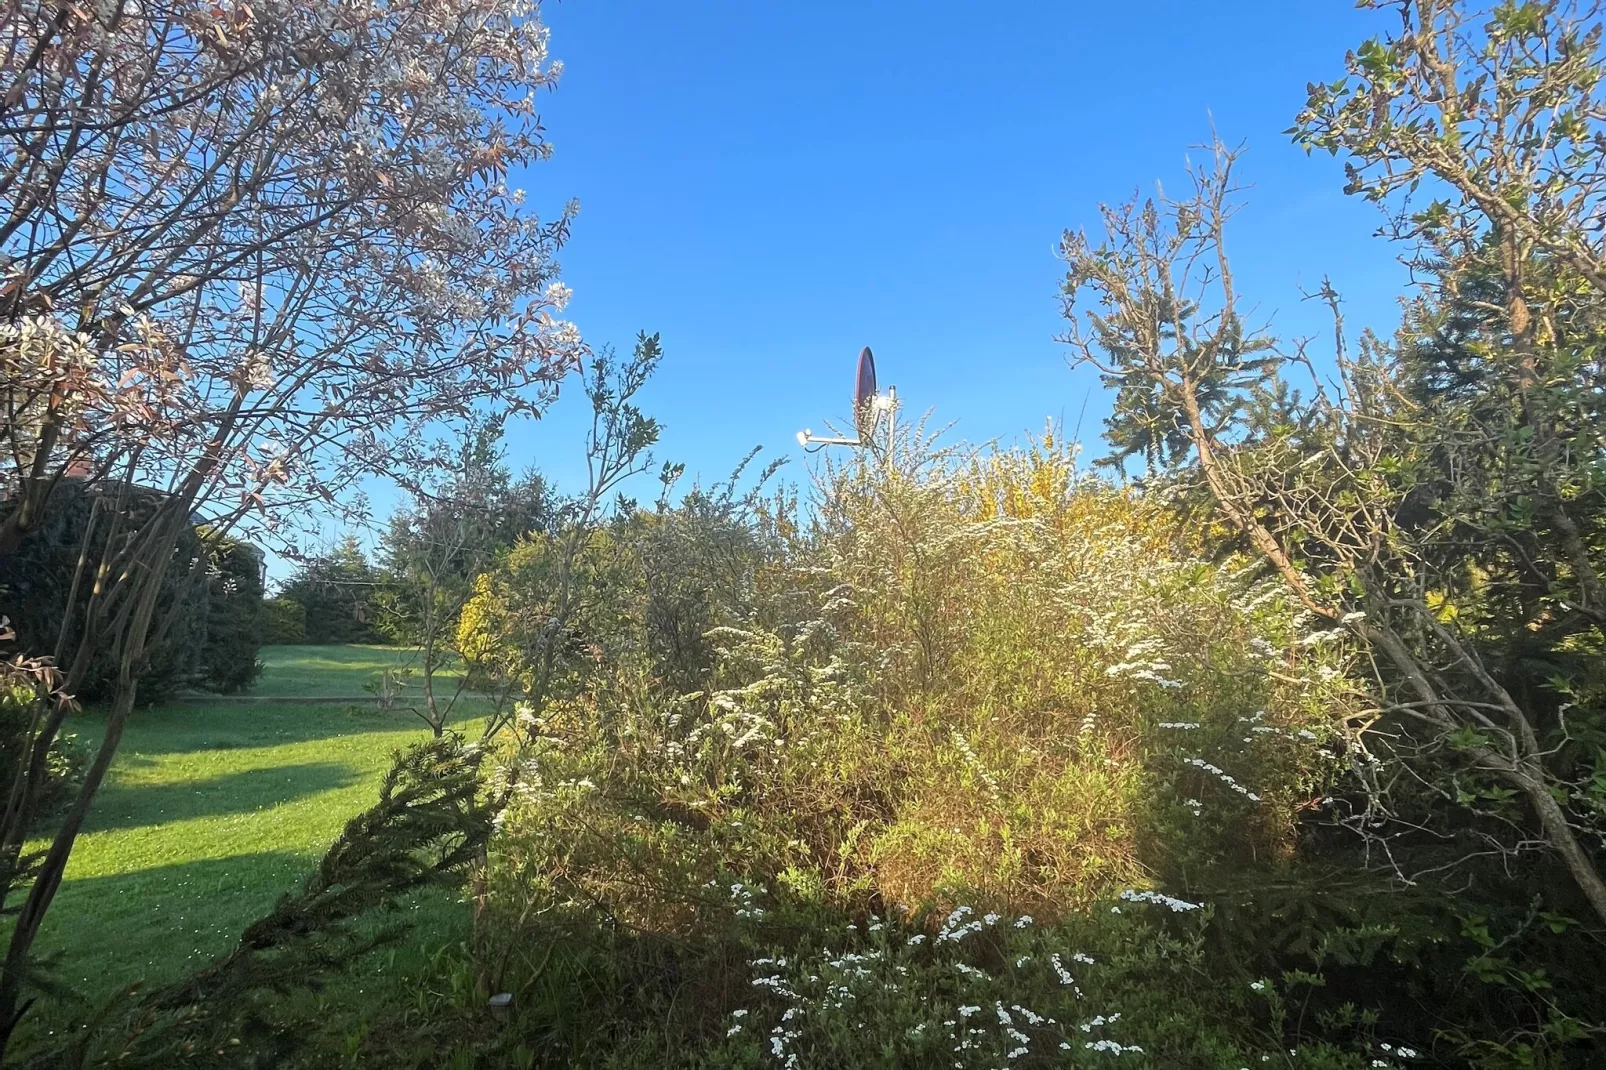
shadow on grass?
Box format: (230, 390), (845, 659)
(18, 851), (315, 1044)
(82, 762), (361, 832)
(51, 849), (313, 929)
(18, 852), (474, 1063)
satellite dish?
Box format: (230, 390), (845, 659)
(854, 346), (878, 437)
(797, 344), (897, 458)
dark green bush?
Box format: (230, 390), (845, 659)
(195, 529), (264, 693)
(279, 537), (383, 644)
(261, 597), (307, 645)
(0, 481), (268, 702)
(0, 479), (207, 703)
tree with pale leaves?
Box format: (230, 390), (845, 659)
(0, 0), (580, 1048)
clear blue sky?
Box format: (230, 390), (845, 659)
(503, 0), (1408, 496)
(277, 1), (1413, 578)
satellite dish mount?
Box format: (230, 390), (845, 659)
(796, 346), (898, 460)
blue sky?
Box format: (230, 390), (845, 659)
(502, 0), (1409, 497)
(280, 1), (1413, 578)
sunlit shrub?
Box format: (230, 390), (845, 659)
(481, 430), (1363, 973)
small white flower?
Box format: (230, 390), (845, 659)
(547, 280), (574, 311)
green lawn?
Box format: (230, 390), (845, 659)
(242, 643), (468, 698)
(25, 646), (484, 1035)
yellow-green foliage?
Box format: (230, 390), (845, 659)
(480, 432), (1361, 952)
(457, 526), (637, 697)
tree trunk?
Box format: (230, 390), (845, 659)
(0, 670), (139, 1057)
(1522, 767), (1606, 926)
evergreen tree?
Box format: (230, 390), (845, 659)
(279, 537), (383, 645)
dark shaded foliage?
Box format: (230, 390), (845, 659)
(259, 599), (306, 646)
(195, 530), (264, 693)
(278, 537), (383, 645)
(0, 480), (206, 703)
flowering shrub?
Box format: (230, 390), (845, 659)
(698, 887), (1383, 1070)
(464, 431), (1388, 1065)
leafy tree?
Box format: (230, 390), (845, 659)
(459, 334), (671, 741)
(1059, 1), (1606, 928)
(629, 453), (783, 696)
(0, 0), (577, 1048)
(376, 419), (550, 734)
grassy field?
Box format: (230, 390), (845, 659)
(240, 643), (469, 698)
(24, 646), (482, 1040)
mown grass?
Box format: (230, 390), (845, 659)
(22, 645), (484, 1047)
(244, 643), (468, 698)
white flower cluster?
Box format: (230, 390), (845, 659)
(727, 880), (766, 921)
(1298, 628), (1346, 648)
(0, 314), (97, 368)
(1080, 1011), (1143, 1052)
(1049, 952), (1081, 995)
(950, 731), (1000, 799)
(935, 905), (987, 944)
(727, 908), (1159, 1067)
(1103, 640), (1182, 689)
(1184, 757), (1262, 803)
(1118, 889), (1202, 912)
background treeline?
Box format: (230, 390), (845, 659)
(0, 451), (554, 700)
(266, 442), (550, 651)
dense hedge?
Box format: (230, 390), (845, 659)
(197, 529), (265, 692)
(0, 480), (205, 702)
(261, 597), (307, 645)
(0, 480), (264, 702)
